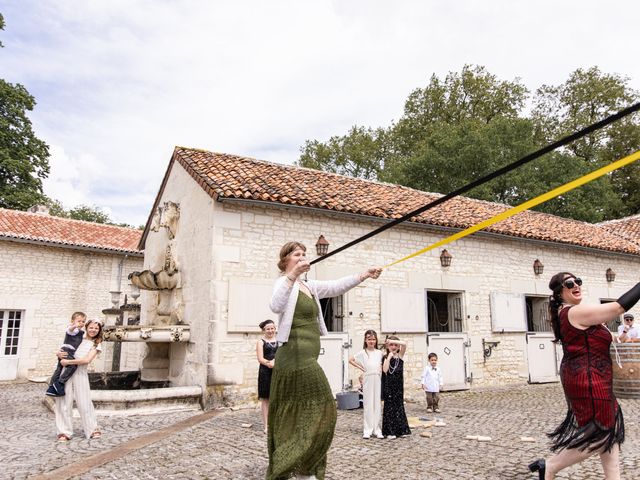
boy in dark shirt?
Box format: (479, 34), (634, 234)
(45, 311), (86, 397)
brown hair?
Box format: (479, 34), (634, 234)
(363, 329), (378, 349)
(548, 271), (576, 342)
(71, 311), (86, 321)
(85, 319), (103, 346)
(277, 241), (306, 272)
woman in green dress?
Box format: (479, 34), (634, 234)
(267, 241), (382, 480)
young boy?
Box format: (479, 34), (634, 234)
(45, 311), (86, 397)
(421, 352), (443, 413)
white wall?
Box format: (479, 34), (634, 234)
(0, 241), (142, 379)
(209, 200), (639, 402)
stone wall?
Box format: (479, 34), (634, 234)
(207, 200), (640, 404)
(137, 162), (640, 406)
(0, 240), (143, 379)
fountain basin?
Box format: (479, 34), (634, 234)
(103, 325), (190, 342)
(44, 385), (203, 416)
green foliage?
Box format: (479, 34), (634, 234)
(532, 67), (640, 219)
(0, 13), (51, 210)
(0, 79), (51, 210)
(299, 126), (389, 180)
(298, 65), (640, 222)
(42, 197), (140, 228)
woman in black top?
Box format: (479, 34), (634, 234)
(257, 319), (278, 433)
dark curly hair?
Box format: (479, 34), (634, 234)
(548, 271), (576, 342)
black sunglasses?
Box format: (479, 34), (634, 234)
(562, 277), (583, 289)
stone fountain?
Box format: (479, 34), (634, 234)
(93, 201), (201, 413)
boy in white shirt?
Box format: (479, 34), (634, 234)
(421, 352), (443, 413)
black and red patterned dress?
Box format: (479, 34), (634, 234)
(549, 306), (624, 452)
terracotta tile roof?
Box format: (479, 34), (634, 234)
(0, 208), (142, 254)
(166, 147), (640, 255)
(599, 215), (640, 245)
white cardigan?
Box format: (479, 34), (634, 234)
(270, 274), (362, 344)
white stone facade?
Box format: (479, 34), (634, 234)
(0, 240), (143, 380)
(147, 162), (640, 406)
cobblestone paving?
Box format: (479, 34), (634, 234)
(2, 381), (639, 479)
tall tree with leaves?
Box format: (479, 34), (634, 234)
(532, 67), (640, 220)
(297, 65), (640, 222)
(299, 126), (389, 180)
(0, 12), (51, 210)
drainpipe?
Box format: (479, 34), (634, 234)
(111, 254), (129, 372)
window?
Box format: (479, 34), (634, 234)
(600, 299), (622, 332)
(0, 310), (23, 356)
(526, 296), (551, 332)
(427, 291), (464, 333)
(320, 296), (344, 332)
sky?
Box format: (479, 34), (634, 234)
(1, 0), (639, 227)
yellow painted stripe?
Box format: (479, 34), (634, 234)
(384, 150), (640, 268)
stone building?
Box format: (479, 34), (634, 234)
(139, 147), (640, 406)
(0, 207), (143, 381)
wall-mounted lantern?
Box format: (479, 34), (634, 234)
(533, 259), (544, 276)
(606, 268), (616, 283)
(315, 235), (329, 256)
(440, 249), (452, 268)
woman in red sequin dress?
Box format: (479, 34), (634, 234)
(528, 272), (640, 479)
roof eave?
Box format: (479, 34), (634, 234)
(0, 235), (143, 256)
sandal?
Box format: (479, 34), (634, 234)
(90, 431), (102, 439)
(57, 434), (70, 442)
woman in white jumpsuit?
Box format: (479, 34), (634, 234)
(349, 330), (384, 439)
(54, 319), (103, 441)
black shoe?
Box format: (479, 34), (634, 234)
(528, 459), (545, 479)
(45, 385), (58, 396)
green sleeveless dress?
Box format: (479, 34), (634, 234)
(266, 292), (337, 480)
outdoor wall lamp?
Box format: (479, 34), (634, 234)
(533, 259), (544, 276)
(315, 235), (329, 256)
(440, 249), (452, 268)
(482, 339), (500, 363)
(606, 268), (616, 283)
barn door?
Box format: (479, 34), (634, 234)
(318, 332), (350, 396)
(526, 332), (562, 383)
(426, 333), (471, 391)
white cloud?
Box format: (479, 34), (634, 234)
(2, 0), (640, 226)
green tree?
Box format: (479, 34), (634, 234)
(42, 197), (112, 224)
(391, 65), (528, 158)
(297, 65), (640, 223)
(66, 204), (111, 223)
(531, 67), (640, 219)
(0, 13), (51, 210)
(298, 126), (389, 180)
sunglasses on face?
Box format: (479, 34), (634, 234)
(625, 319), (634, 323)
(562, 277), (583, 289)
